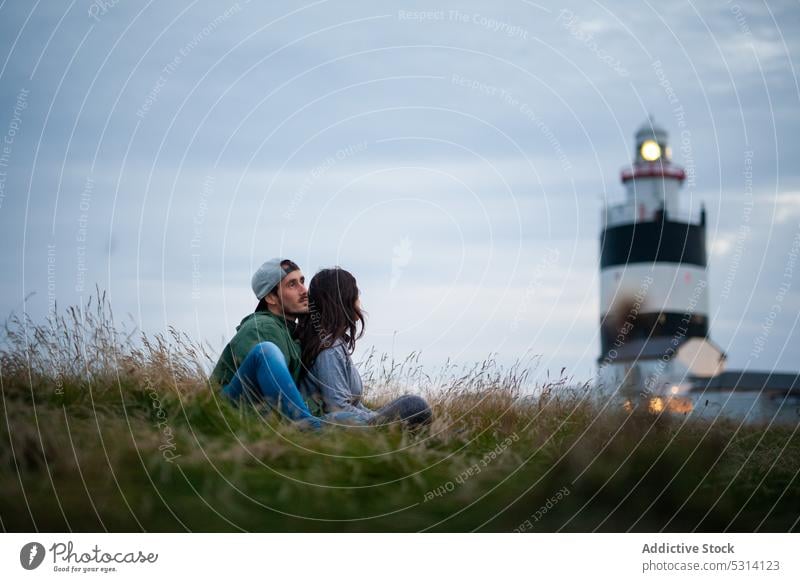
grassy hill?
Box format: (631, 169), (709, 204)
(1, 294), (798, 532)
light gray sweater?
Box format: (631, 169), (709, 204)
(299, 339), (374, 418)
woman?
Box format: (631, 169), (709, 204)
(297, 268), (432, 429)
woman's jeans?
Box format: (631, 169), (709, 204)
(221, 342), (323, 429)
(370, 395), (432, 428)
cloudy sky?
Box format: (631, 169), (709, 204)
(0, 0), (798, 384)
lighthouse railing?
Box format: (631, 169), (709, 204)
(603, 202), (704, 228)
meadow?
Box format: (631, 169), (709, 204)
(1, 293), (798, 532)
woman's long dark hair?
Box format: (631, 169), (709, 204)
(296, 267), (365, 374)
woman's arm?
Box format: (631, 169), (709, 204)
(311, 347), (373, 415)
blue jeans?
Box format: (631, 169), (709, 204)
(221, 342), (368, 430)
(221, 342), (323, 429)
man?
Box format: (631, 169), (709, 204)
(210, 258), (322, 429)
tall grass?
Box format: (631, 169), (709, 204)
(1, 293), (798, 532)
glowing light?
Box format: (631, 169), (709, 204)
(670, 385), (680, 395)
(640, 140), (661, 161)
(667, 397), (694, 414)
(649, 397), (665, 413)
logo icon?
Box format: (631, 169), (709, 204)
(20, 542), (46, 570)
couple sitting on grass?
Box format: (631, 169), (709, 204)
(210, 258), (432, 430)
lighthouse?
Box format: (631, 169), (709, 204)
(598, 120), (725, 397)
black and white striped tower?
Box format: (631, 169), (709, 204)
(598, 120), (715, 387)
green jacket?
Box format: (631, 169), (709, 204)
(210, 310), (303, 388)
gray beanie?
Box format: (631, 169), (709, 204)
(251, 258), (297, 300)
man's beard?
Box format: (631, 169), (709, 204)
(281, 304), (308, 318)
